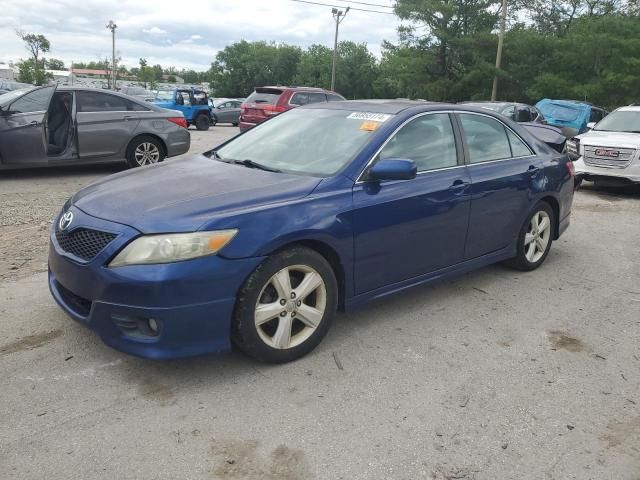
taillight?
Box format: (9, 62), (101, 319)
(263, 104), (287, 116)
(167, 117), (187, 129)
(566, 160), (575, 177)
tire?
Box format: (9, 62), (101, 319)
(210, 115), (218, 127)
(232, 246), (338, 363)
(195, 113), (210, 131)
(126, 135), (165, 168)
(232, 122), (238, 127)
(504, 201), (555, 271)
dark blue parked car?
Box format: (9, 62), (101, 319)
(48, 101), (575, 363)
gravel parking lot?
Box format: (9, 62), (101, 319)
(1, 127), (639, 479)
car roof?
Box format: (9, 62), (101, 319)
(305, 99), (442, 114)
(461, 101), (527, 107)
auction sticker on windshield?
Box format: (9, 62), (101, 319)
(347, 112), (393, 122)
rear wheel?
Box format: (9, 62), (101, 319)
(195, 114), (210, 131)
(126, 136), (165, 168)
(232, 246), (338, 363)
(505, 201), (555, 271)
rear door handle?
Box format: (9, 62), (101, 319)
(528, 165), (541, 175)
(123, 115), (134, 121)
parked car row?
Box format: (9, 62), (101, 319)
(0, 86), (190, 169)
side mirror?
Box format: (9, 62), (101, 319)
(368, 158), (417, 181)
(586, 122), (596, 130)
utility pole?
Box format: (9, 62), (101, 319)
(491, 0), (507, 101)
(331, 6), (349, 92)
(106, 20), (118, 90)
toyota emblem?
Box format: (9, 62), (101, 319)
(59, 211), (74, 231)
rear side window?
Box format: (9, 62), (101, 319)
(245, 88), (283, 105)
(589, 108), (604, 123)
(9, 86), (55, 113)
(459, 114), (512, 163)
(380, 113), (458, 172)
(507, 130), (533, 157)
(307, 92), (327, 104)
(77, 91), (149, 112)
(290, 92), (309, 106)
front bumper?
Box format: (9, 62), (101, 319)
(48, 207), (264, 359)
(574, 156), (640, 184)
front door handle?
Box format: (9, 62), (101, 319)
(449, 179), (469, 192)
(29, 120), (39, 126)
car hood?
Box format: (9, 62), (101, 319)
(72, 155), (323, 233)
(576, 130), (640, 149)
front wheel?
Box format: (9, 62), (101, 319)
(505, 201), (555, 271)
(232, 246), (338, 363)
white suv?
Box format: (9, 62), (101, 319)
(568, 105), (640, 186)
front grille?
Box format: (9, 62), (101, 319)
(55, 227), (117, 261)
(583, 145), (636, 169)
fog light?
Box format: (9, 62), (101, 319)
(148, 318), (159, 334)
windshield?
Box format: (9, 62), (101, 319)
(593, 110), (640, 133)
(0, 88), (31, 108)
(155, 90), (174, 101)
(216, 108), (387, 176)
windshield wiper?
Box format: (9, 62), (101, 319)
(229, 159), (282, 173)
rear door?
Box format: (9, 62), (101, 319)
(456, 112), (541, 260)
(0, 85), (56, 166)
(76, 90), (142, 159)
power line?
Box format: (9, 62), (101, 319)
(288, 0), (395, 15)
(340, 0), (395, 8)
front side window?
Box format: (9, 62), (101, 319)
(459, 114), (512, 163)
(379, 113), (458, 172)
(8, 86), (55, 114)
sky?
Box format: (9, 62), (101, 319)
(1, 0), (401, 71)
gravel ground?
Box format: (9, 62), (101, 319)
(0, 132), (639, 479)
(0, 125), (238, 281)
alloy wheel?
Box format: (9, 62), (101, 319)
(524, 210), (551, 263)
(254, 265), (326, 350)
(134, 142), (161, 166)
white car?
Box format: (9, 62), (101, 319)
(568, 105), (640, 186)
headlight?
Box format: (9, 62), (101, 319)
(109, 230), (238, 267)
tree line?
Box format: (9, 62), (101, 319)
(13, 0), (639, 109)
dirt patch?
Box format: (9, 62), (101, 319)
(210, 439), (311, 480)
(0, 329), (63, 356)
(547, 330), (587, 352)
(138, 379), (177, 406)
(601, 417), (640, 449)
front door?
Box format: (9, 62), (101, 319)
(455, 112), (542, 259)
(0, 85), (56, 166)
(352, 113), (471, 294)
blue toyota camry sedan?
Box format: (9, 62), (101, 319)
(48, 100), (575, 363)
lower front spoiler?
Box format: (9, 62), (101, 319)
(49, 271), (236, 359)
